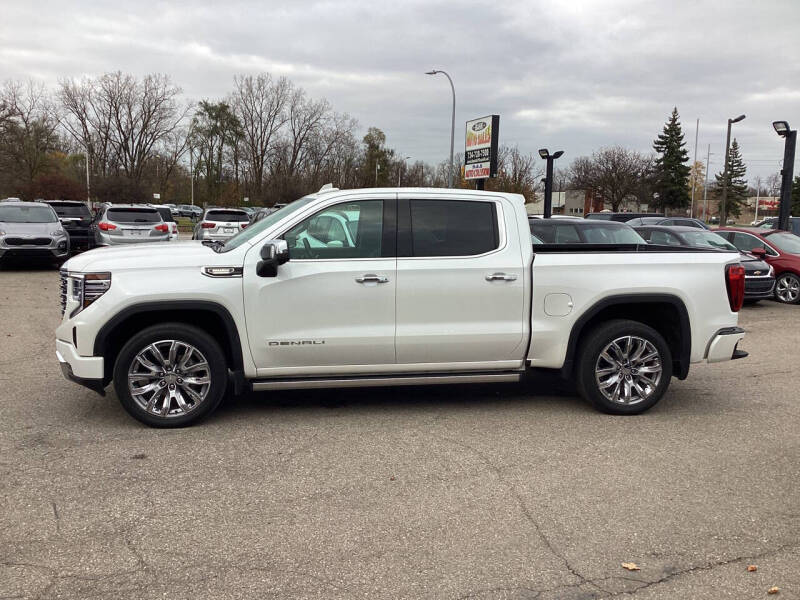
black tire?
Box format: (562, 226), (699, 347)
(576, 319), (673, 415)
(113, 323), (228, 428)
(774, 272), (800, 304)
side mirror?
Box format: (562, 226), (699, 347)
(257, 239), (289, 277)
(750, 247), (766, 258)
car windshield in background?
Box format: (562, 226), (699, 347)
(0, 204), (57, 223)
(682, 231), (737, 251)
(530, 221), (645, 244)
(48, 203), (91, 217)
(154, 207), (173, 222)
(767, 232), (800, 255)
(205, 210), (249, 222)
(107, 208), (161, 223)
(221, 196), (317, 253)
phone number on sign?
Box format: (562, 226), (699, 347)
(466, 148), (491, 163)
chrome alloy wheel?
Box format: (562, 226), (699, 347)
(775, 274), (800, 303)
(594, 335), (662, 406)
(127, 340), (211, 418)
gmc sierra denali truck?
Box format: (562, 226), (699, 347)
(56, 187), (747, 427)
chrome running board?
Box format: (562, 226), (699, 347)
(251, 372), (521, 391)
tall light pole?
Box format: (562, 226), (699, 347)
(754, 175), (761, 223)
(702, 145), (713, 221)
(773, 120), (797, 232)
(398, 156), (411, 186)
(426, 69), (455, 188)
(85, 148), (91, 207)
(719, 114), (745, 225)
(539, 149), (564, 218)
(691, 118), (699, 217)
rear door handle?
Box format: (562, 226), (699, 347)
(355, 274), (389, 284)
(485, 272), (518, 282)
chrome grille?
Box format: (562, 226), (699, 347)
(59, 270), (68, 315)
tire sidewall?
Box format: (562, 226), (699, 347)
(577, 319), (673, 415)
(113, 323), (228, 427)
(775, 273), (800, 304)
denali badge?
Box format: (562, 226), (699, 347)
(269, 340), (326, 346)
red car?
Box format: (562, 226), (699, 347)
(716, 227), (800, 304)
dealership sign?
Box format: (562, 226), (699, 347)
(465, 115), (499, 180)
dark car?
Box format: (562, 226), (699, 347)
(626, 216), (710, 230)
(529, 218), (646, 244)
(716, 227), (800, 304)
(585, 212), (664, 222)
(635, 226), (775, 302)
(756, 217), (800, 236)
(44, 200), (93, 251)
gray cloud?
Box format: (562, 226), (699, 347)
(2, 0), (798, 182)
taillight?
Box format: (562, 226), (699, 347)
(201, 222), (215, 229)
(98, 222), (116, 231)
(155, 224), (169, 233)
(172, 224), (178, 233)
(725, 264), (746, 312)
(241, 223), (248, 229)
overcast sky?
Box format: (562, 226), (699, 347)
(2, 0), (799, 186)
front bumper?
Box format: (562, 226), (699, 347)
(0, 246), (68, 259)
(706, 327), (747, 363)
(56, 339), (105, 394)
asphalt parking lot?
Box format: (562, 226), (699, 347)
(1, 265), (798, 600)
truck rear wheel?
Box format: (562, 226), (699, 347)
(576, 319), (672, 415)
(113, 323), (228, 427)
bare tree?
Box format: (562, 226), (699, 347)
(569, 146), (651, 211)
(231, 73), (291, 202)
(283, 88), (329, 177)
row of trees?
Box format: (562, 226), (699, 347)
(0, 77), (793, 216)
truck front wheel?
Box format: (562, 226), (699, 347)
(576, 319), (672, 415)
(113, 323), (228, 427)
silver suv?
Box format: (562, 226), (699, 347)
(93, 205), (170, 246)
(192, 208), (250, 241)
(0, 201), (69, 264)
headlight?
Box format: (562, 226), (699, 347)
(68, 272), (112, 315)
(51, 229), (66, 237)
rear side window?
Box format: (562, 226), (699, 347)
(409, 200), (498, 257)
(107, 208), (161, 223)
(205, 210), (249, 222)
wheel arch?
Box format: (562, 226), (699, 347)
(94, 301), (245, 386)
(561, 294), (691, 380)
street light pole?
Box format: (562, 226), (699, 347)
(398, 156), (411, 186)
(426, 70), (455, 188)
(691, 118), (699, 217)
(773, 120), (797, 232)
(539, 149), (564, 218)
(703, 145), (712, 221)
(719, 114), (745, 225)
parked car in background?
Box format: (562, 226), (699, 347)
(529, 218), (646, 244)
(716, 227), (800, 304)
(250, 207), (278, 224)
(585, 212), (664, 222)
(91, 205), (170, 247)
(756, 217), (800, 236)
(635, 226), (775, 302)
(626, 216), (710, 229)
(240, 206), (255, 217)
(44, 200), (93, 252)
(151, 205), (179, 241)
(176, 204), (203, 220)
(192, 208), (250, 241)
(0, 201), (69, 265)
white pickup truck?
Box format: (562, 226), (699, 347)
(56, 187), (747, 427)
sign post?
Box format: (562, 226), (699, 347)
(465, 115), (499, 190)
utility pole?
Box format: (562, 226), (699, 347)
(702, 145), (711, 221)
(375, 162), (380, 187)
(190, 147), (194, 206)
(754, 176), (761, 223)
(85, 149), (91, 208)
(691, 118), (699, 217)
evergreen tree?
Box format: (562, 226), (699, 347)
(792, 175), (800, 216)
(653, 107), (691, 211)
(714, 138), (748, 217)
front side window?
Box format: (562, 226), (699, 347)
(731, 232), (773, 255)
(284, 200), (384, 259)
(409, 199), (498, 257)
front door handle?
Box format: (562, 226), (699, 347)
(355, 274), (389, 284)
(485, 272), (518, 282)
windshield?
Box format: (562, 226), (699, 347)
(767, 232), (800, 254)
(0, 204), (57, 223)
(107, 208), (161, 223)
(48, 202), (91, 217)
(220, 196), (318, 252)
(681, 231), (737, 251)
